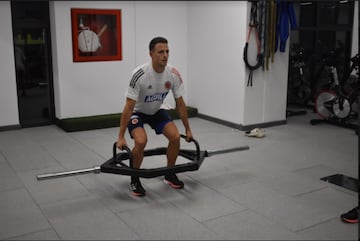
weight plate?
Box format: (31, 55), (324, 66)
(315, 90), (336, 119)
(332, 97), (351, 119)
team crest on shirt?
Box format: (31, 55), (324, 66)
(131, 118), (138, 125)
(165, 81), (171, 90)
(130, 115), (139, 125)
(171, 67), (183, 83)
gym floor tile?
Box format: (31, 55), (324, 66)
(0, 116), (357, 240)
(145, 176), (247, 222)
(0, 189), (51, 240)
(255, 172), (328, 197)
(219, 181), (345, 232)
(40, 195), (138, 240)
(76, 172), (165, 213)
(0, 161), (24, 192)
(295, 217), (359, 240)
(7, 229), (61, 240)
(17, 168), (92, 205)
(203, 209), (300, 240)
(116, 201), (219, 240)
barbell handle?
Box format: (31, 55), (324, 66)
(180, 134), (200, 159)
(206, 146), (250, 157)
(36, 166), (101, 180)
(113, 143), (133, 167)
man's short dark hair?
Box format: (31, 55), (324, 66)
(149, 37), (168, 51)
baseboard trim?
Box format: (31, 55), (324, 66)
(0, 124), (21, 132)
(197, 113), (287, 131)
(240, 120), (287, 131)
(197, 113), (242, 129)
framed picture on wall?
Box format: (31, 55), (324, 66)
(71, 8), (122, 62)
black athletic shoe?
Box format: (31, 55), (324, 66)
(129, 179), (146, 197)
(341, 207), (359, 223)
(164, 173), (184, 189)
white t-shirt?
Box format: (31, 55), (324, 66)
(126, 62), (184, 115)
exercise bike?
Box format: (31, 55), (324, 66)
(286, 45), (311, 117)
(311, 53), (359, 130)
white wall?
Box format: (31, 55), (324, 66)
(0, 1), (295, 128)
(50, 1), (188, 119)
(187, 1), (289, 127)
(2, 1), (357, 129)
(50, 1), (136, 119)
(0, 2), (20, 127)
(187, 1), (247, 125)
(134, 1), (188, 108)
(243, 36), (290, 126)
(351, 1), (359, 58)
(242, 2), (290, 126)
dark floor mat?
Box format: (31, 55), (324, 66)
(321, 174), (359, 192)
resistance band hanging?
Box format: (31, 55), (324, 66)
(258, 0), (266, 70)
(243, 1), (263, 87)
(265, 0), (275, 70)
(262, 0), (269, 71)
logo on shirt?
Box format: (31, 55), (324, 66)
(165, 81), (171, 90)
(144, 92), (168, 103)
(171, 67), (183, 83)
(130, 115), (139, 125)
(131, 118), (139, 125)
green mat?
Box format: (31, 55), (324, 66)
(56, 107), (198, 132)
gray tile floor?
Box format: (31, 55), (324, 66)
(0, 112), (358, 240)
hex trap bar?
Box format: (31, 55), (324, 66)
(37, 135), (249, 180)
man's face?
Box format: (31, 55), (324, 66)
(150, 43), (169, 68)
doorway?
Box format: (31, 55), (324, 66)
(11, 1), (54, 127)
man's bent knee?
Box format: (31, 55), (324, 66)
(134, 138), (147, 150)
(169, 133), (180, 143)
(163, 122), (180, 142)
(131, 128), (147, 150)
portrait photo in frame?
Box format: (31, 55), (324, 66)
(71, 8), (122, 62)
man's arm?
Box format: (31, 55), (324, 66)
(175, 96), (193, 141)
(117, 97), (136, 148)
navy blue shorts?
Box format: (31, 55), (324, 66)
(128, 109), (172, 136)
